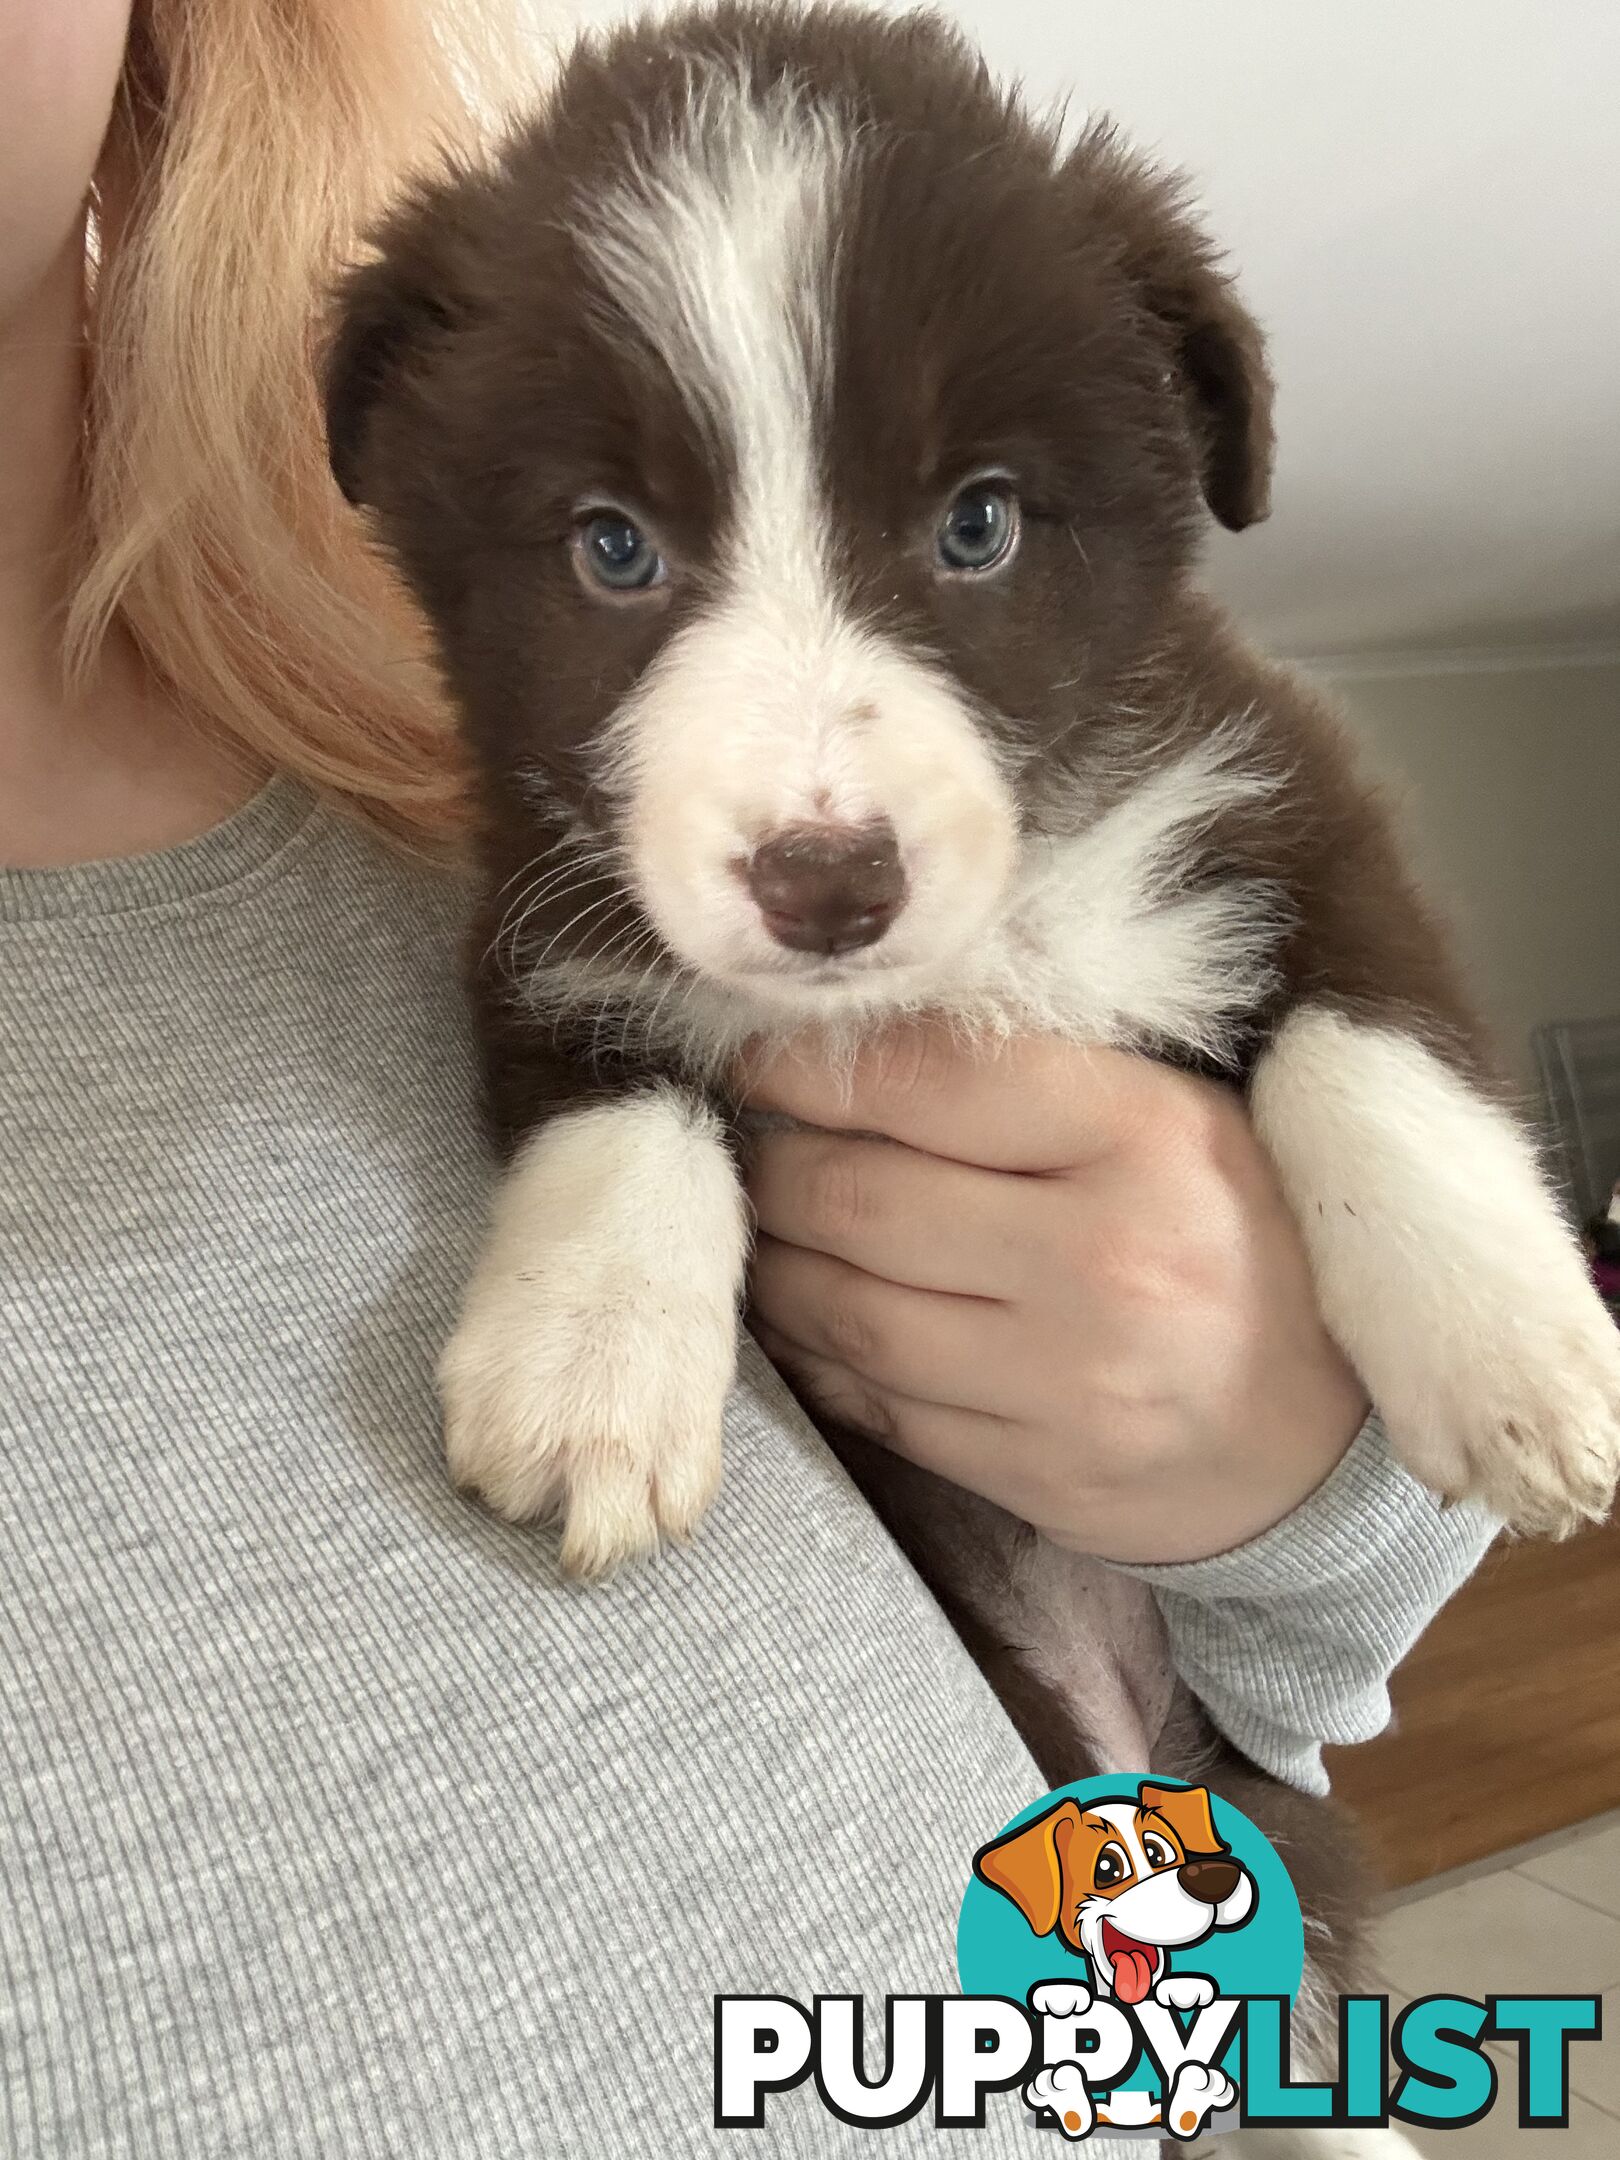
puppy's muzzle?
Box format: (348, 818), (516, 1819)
(1177, 1859), (1241, 1905)
(743, 819), (906, 957)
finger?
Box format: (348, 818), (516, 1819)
(736, 1021), (1155, 1173)
(751, 1318), (905, 1443)
(752, 1319), (1019, 1494)
(746, 1126), (1049, 1298)
(748, 1234), (1017, 1416)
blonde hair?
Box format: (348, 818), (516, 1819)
(73, 0), (532, 848)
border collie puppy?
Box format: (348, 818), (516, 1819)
(327, 0), (1618, 1569)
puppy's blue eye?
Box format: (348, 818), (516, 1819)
(578, 511), (664, 592)
(938, 481), (1019, 572)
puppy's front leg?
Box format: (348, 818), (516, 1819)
(1250, 1004), (1620, 1537)
(438, 1084), (748, 1576)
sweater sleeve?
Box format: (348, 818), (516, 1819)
(1109, 1414), (1498, 1795)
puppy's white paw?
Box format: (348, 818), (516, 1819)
(440, 1276), (732, 1575)
(1251, 1008), (1620, 1543)
(1391, 1314), (1620, 1540)
(440, 1092), (747, 1577)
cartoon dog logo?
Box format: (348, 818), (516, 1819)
(973, 1781), (1256, 2005)
(974, 1784), (1256, 2140)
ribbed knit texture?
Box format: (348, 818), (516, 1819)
(1, 781), (1493, 2155)
(1120, 1414), (1496, 1789)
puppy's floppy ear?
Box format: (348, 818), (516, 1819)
(1138, 1782), (1227, 1860)
(322, 168), (484, 509)
(973, 1800), (1082, 1938)
(1068, 123), (1275, 532)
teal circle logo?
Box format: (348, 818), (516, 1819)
(957, 1776), (1304, 2137)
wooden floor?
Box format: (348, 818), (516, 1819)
(1325, 1511), (1620, 1889)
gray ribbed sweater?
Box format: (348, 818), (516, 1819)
(0, 779), (1493, 2158)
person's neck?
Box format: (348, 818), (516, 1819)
(0, 226), (253, 872)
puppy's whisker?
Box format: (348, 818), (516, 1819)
(520, 889), (638, 989)
(505, 892), (618, 986)
(492, 855), (627, 976)
(499, 858), (618, 938)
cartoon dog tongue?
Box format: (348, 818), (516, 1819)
(1101, 1921), (1158, 2005)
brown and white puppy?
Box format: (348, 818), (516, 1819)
(324, 9), (1614, 2146)
(326, 0), (1619, 1577)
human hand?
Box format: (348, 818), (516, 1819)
(738, 1025), (1368, 1565)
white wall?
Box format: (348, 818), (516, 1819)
(1320, 657), (1620, 1097)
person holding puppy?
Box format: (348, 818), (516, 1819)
(0, 0), (1491, 2152)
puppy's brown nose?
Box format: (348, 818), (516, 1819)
(745, 820), (906, 957)
(1178, 1859), (1241, 1906)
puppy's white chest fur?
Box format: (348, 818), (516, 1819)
(963, 732), (1281, 1064)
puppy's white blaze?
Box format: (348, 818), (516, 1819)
(1251, 1006), (1620, 1536)
(579, 72), (1021, 988)
(577, 73), (840, 582)
(437, 1088), (746, 1575)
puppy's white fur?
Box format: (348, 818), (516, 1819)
(531, 728), (1281, 1079)
(964, 726), (1282, 1064)
(577, 74), (841, 540)
(438, 1087), (746, 1573)
(606, 598), (1020, 1005)
(1251, 1006), (1620, 1535)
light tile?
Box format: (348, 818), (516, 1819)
(1521, 1821), (1620, 1921)
(1567, 1985), (1620, 2115)
(1403, 2089), (1617, 2157)
(1373, 1866), (1620, 2000)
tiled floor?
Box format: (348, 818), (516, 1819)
(1370, 1809), (1620, 2153)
